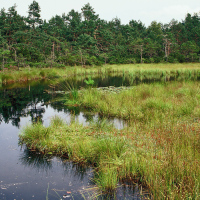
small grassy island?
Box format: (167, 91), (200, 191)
(19, 71), (200, 199)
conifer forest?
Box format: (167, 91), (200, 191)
(0, 1), (200, 69)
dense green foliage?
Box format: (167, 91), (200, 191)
(0, 1), (200, 69)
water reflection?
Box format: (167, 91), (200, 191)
(20, 148), (53, 170)
(20, 148), (92, 180)
(0, 81), (52, 127)
(19, 148), (150, 200)
(53, 71), (199, 92)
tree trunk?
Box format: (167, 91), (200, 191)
(14, 49), (17, 62)
(2, 54), (4, 71)
(52, 42), (55, 63)
(80, 49), (83, 67)
(17, 60), (19, 70)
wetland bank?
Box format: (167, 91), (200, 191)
(12, 64), (199, 199)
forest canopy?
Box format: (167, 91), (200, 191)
(0, 1), (200, 69)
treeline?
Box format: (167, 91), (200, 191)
(0, 1), (200, 69)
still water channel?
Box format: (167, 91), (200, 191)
(0, 75), (161, 200)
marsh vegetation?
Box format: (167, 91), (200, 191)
(1, 63), (199, 85)
(19, 76), (200, 199)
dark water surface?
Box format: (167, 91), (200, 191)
(0, 78), (149, 200)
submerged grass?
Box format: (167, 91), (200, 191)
(19, 81), (200, 199)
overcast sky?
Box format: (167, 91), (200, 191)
(1, 0), (200, 27)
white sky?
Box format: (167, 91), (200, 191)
(1, 0), (200, 27)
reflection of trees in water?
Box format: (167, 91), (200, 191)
(0, 82), (52, 127)
(82, 112), (95, 122)
(0, 81), (85, 127)
(29, 107), (45, 123)
(50, 99), (82, 117)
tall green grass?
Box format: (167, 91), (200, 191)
(19, 81), (200, 199)
(19, 115), (200, 199)
(79, 81), (200, 123)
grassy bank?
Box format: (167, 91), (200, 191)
(20, 81), (200, 199)
(78, 81), (200, 123)
(1, 63), (200, 84)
